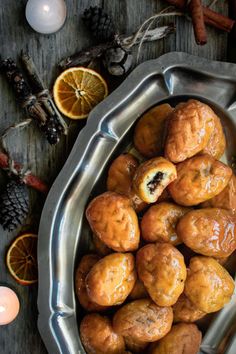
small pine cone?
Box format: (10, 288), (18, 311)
(83, 6), (116, 42)
(0, 180), (29, 231)
(103, 47), (133, 76)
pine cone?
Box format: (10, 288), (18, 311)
(0, 180), (29, 231)
(83, 6), (117, 42)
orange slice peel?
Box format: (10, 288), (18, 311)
(53, 67), (108, 119)
(6, 233), (38, 285)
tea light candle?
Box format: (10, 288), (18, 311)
(25, 0), (67, 34)
(0, 286), (20, 325)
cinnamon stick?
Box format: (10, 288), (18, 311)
(188, 0), (207, 45)
(165, 0), (235, 33)
(0, 152), (48, 194)
(203, 6), (234, 32)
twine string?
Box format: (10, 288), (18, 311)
(21, 94), (37, 108)
(124, 7), (184, 50)
(124, 7), (184, 64)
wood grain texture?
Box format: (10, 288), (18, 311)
(0, 0), (231, 353)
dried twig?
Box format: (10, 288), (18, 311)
(59, 9), (178, 70)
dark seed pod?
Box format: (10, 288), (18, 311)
(0, 180), (29, 231)
(103, 47), (133, 76)
(41, 116), (63, 145)
(83, 6), (117, 42)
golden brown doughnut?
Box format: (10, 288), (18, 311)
(107, 153), (138, 195)
(201, 174), (236, 213)
(173, 294), (205, 323)
(141, 202), (190, 245)
(134, 103), (173, 158)
(184, 256), (235, 313)
(86, 253), (136, 306)
(113, 299), (173, 342)
(165, 99), (215, 163)
(168, 154), (232, 206)
(75, 254), (107, 311)
(133, 157), (177, 203)
(86, 191), (140, 252)
(106, 153), (147, 213)
(149, 323), (202, 354)
(80, 314), (125, 354)
(136, 243), (187, 306)
(176, 208), (236, 258)
(201, 113), (226, 159)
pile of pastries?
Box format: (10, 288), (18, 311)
(75, 99), (236, 354)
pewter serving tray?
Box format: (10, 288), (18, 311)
(38, 52), (236, 354)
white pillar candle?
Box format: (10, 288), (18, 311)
(0, 286), (20, 325)
(25, 0), (67, 34)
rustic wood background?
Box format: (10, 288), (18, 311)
(0, 0), (234, 353)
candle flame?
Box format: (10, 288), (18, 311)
(43, 4), (50, 12)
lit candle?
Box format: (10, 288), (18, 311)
(0, 286), (20, 325)
(25, 0), (67, 34)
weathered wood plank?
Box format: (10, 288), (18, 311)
(0, 0), (229, 353)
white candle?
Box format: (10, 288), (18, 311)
(0, 286), (20, 325)
(25, 0), (67, 34)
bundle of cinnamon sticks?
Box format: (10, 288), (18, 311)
(165, 0), (235, 45)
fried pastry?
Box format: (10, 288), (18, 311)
(107, 153), (138, 195)
(86, 253), (136, 306)
(75, 254), (107, 311)
(184, 256), (235, 313)
(168, 154), (232, 206)
(149, 323), (202, 354)
(201, 174), (236, 213)
(173, 294), (205, 323)
(106, 153), (147, 213)
(134, 103), (173, 158)
(129, 278), (148, 300)
(92, 234), (112, 257)
(86, 192), (140, 252)
(136, 243), (187, 306)
(113, 299), (173, 342)
(141, 202), (190, 245)
(80, 314), (125, 354)
(201, 113), (226, 159)
(165, 99), (215, 163)
(133, 157), (177, 203)
(177, 208), (236, 258)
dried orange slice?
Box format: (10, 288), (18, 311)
(53, 67), (108, 119)
(6, 233), (38, 285)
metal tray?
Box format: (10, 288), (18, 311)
(38, 52), (236, 354)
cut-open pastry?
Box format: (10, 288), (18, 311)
(133, 157), (177, 203)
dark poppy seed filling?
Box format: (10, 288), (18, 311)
(147, 172), (165, 194)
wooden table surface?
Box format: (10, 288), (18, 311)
(0, 0), (235, 353)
